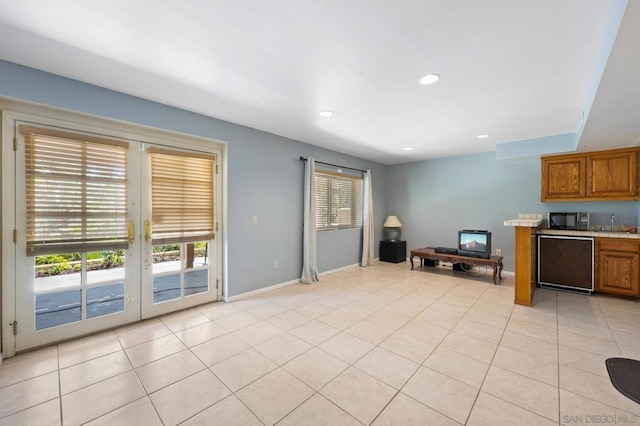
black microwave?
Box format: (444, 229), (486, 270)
(547, 212), (590, 230)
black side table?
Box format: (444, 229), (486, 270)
(380, 240), (407, 263)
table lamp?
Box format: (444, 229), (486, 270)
(383, 215), (402, 241)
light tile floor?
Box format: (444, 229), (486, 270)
(1, 261), (640, 425)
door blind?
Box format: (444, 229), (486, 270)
(149, 148), (216, 245)
(21, 125), (129, 256)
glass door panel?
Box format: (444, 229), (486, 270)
(33, 252), (127, 330)
(185, 242), (209, 296)
(152, 242), (210, 303)
(153, 244), (183, 303)
(17, 248), (138, 351)
(13, 128), (140, 353)
(140, 145), (218, 319)
(144, 240), (214, 317)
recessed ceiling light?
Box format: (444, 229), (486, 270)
(319, 110), (334, 117)
(419, 74), (440, 85)
(476, 134), (491, 139)
(403, 147), (414, 151)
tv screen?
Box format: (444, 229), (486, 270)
(458, 230), (491, 258)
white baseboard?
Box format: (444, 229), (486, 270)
(224, 262), (364, 303)
(224, 278), (301, 302)
(319, 262), (361, 277)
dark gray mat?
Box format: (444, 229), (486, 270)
(606, 358), (640, 405)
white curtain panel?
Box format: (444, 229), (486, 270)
(361, 170), (374, 266)
(301, 158), (319, 283)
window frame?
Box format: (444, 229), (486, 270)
(315, 169), (364, 231)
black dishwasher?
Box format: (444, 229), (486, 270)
(538, 235), (594, 293)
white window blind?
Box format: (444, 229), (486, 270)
(149, 148), (216, 245)
(22, 125), (129, 256)
(315, 170), (363, 230)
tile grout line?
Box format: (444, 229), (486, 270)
(456, 285), (564, 425)
(557, 295), (640, 421)
(318, 269), (450, 425)
(6, 264), (639, 424)
(122, 331), (167, 426)
(175, 300), (305, 425)
(214, 280), (372, 425)
(474, 298), (562, 424)
(369, 274), (493, 425)
(0, 266), (473, 423)
(219, 268), (461, 424)
(458, 277), (514, 425)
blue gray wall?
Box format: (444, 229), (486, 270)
(0, 60), (387, 297)
(2, 59), (636, 291)
(386, 151), (639, 272)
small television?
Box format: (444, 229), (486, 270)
(458, 230), (492, 259)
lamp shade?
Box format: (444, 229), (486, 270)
(383, 215), (402, 228)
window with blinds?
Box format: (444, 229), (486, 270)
(22, 125), (129, 256)
(315, 170), (363, 230)
(149, 148), (216, 245)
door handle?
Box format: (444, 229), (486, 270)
(127, 221), (135, 245)
(144, 219), (152, 243)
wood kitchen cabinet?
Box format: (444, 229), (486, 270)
(541, 147), (639, 202)
(595, 238), (640, 297)
(588, 150), (638, 198)
(541, 155), (586, 200)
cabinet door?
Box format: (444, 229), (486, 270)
(539, 236), (593, 290)
(541, 156), (586, 201)
(597, 250), (640, 296)
(588, 150), (638, 199)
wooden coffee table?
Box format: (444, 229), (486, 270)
(410, 247), (503, 285)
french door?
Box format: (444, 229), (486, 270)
(8, 116), (221, 354)
(140, 145), (218, 319)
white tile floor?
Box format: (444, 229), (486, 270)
(1, 261), (639, 425)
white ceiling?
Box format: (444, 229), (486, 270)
(0, 0), (637, 164)
(578, 0), (640, 152)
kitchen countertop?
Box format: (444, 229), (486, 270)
(504, 214), (639, 238)
(504, 213), (544, 227)
(537, 229), (640, 239)
(504, 218), (544, 227)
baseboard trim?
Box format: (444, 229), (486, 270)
(224, 278), (301, 302)
(319, 262), (361, 277)
(224, 261), (365, 302)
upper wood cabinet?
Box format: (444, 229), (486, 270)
(588, 150), (637, 198)
(541, 156), (586, 200)
(542, 147), (640, 202)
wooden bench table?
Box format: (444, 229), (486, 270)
(410, 247), (504, 285)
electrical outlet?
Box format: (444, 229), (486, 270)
(252, 216), (258, 224)
(273, 260), (279, 269)
(496, 248), (502, 256)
